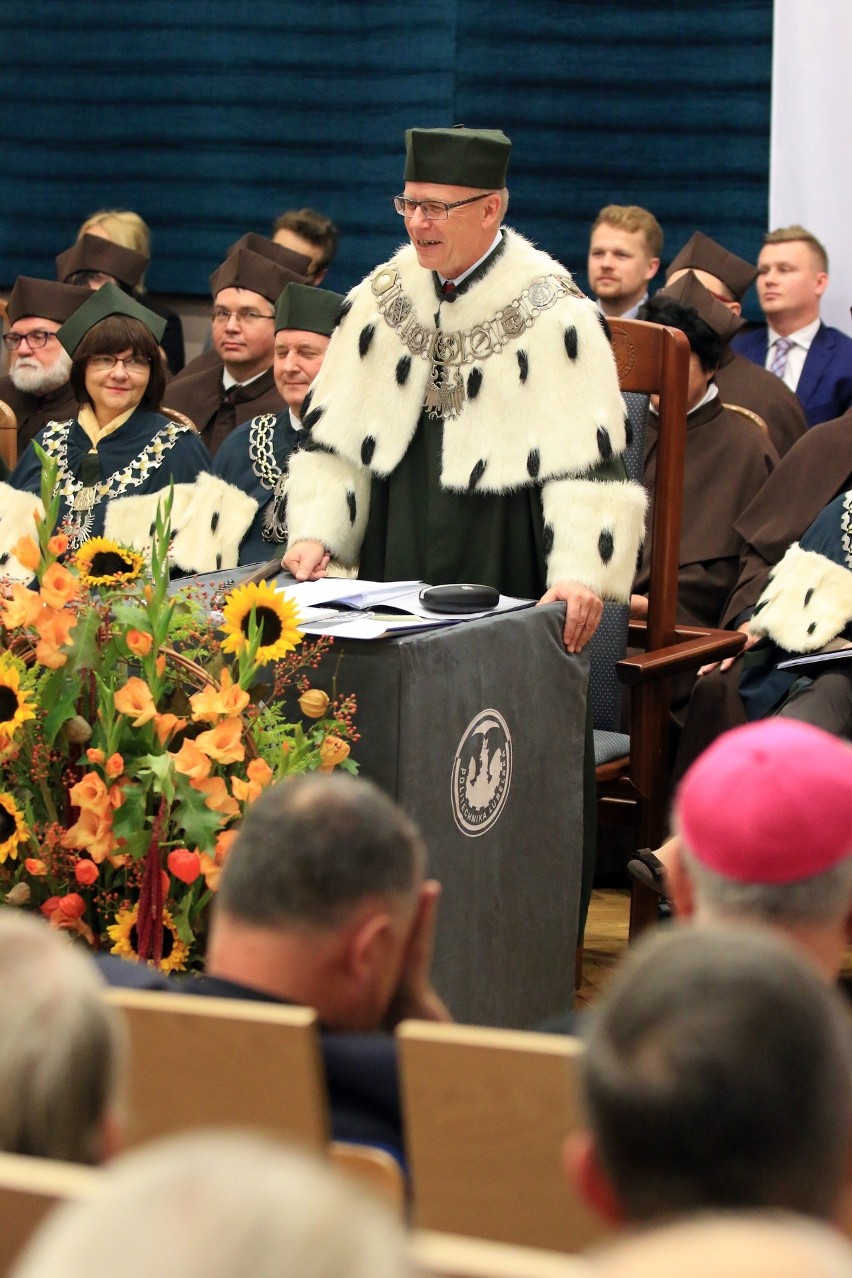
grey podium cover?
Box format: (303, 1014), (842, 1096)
(309, 602), (587, 1030)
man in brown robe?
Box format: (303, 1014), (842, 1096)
(666, 231), (808, 457)
(672, 405), (852, 774)
(0, 277), (90, 456)
(163, 235), (309, 455)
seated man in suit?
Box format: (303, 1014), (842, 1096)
(163, 235), (310, 455)
(565, 925), (852, 1229)
(0, 276), (90, 454)
(586, 204), (662, 320)
(731, 225), (852, 427)
(665, 231), (807, 456)
(182, 773), (450, 1159)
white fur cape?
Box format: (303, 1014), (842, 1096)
(751, 543), (852, 653)
(286, 228), (645, 599)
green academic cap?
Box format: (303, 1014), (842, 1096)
(666, 231), (757, 301)
(404, 126), (511, 188)
(56, 233), (149, 289)
(274, 283), (344, 335)
(658, 271), (746, 345)
(56, 282), (167, 356)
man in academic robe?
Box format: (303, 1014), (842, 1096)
(731, 225), (852, 428)
(163, 235), (310, 456)
(0, 277), (91, 454)
(282, 126), (646, 653)
(632, 288), (777, 635)
(195, 281), (344, 567)
(672, 405), (852, 776)
(666, 231), (808, 457)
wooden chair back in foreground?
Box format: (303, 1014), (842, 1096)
(398, 1021), (610, 1253)
(0, 1151), (98, 1278)
(104, 989), (329, 1151)
(594, 320), (746, 935)
(412, 1230), (591, 1278)
(330, 1141), (406, 1215)
(0, 400), (17, 473)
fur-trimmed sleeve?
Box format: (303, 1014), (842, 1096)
(750, 543), (852, 653)
(285, 447), (372, 567)
(540, 475), (647, 600)
(0, 484), (46, 582)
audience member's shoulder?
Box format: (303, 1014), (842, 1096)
(94, 953), (177, 991)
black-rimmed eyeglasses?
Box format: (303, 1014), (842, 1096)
(2, 330), (57, 350)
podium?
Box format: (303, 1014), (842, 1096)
(310, 603), (587, 1029)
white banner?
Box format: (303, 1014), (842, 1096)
(770, 0), (852, 335)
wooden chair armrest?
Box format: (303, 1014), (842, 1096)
(616, 629), (747, 686)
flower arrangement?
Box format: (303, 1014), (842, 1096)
(0, 453), (358, 970)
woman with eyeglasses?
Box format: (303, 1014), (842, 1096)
(0, 284), (211, 580)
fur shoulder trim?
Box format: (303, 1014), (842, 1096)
(751, 543), (852, 652)
(304, 228), (627, 490)
(0, 485), (46, 582)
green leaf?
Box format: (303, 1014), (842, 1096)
(111, 786), (151, 861)
(170, 890), (196, 947)
(63, 607), (102, 675)
(136, 752), (177, 804)
(172, 777), (225, 850)
(42, 671), (84, 745)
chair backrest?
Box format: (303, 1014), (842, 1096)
(0, 399), (17, 473)
(0, 1152), (98, 1278)
(722, 402), (770, 436)
(411, 1230), (590, 1278)
(161, 405), (199, 432)
(607, 318), (690, 653)
(104, 989), (329, 1150)
(397, 1021), (610, 1253)
(330, 1141), (405, 1216)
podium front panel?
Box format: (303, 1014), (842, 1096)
(314, 603), (586, 1029)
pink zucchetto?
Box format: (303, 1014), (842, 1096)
(675, 720), (852, 884)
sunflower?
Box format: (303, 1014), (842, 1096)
(0, 792), (30, 865)
(107, 904), (190, 974)
(220, 581), (302, 662)
(74, 538), (145, 586)
(0, 656), (35, 739)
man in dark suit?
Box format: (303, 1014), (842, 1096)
(182, 773), (450, 1160)
(731, 225), (852, 428)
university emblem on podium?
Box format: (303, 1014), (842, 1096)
(451, 709), (513, 837)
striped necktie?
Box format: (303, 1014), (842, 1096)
(769, 337), (792, 379)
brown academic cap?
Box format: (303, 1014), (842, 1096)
(6, 277), (92, 325)
(274, 283), (344, 336)
(404, 126), (511, 188)
(228, 232), (312, 281)
(657, 271), (746, 344)
(210, 248), (304, 304)
(56, 282), (166, 356)
(55, 233), (149, 289)
(666, 231), (757, 300)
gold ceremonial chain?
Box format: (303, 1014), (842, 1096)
(371, 265), (583, 420)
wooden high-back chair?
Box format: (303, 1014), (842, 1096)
(0, 1152), (98, 1277)
(398, 1021), (609, 1253)
(105, 989), (329, 1151)
(0, 400), (17, 473)
(592, 320), (746, 934)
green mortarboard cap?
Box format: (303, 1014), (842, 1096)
(6, 277), (92, 325)
(229, 232), (312, 281)
(666, 231), (757, 300)
(658, 271), (746, 345)
(274, 283), (344, 335)
(404, 126), (511, 188)
(56, 281), (167, 356)
(56, 233), (149, 289)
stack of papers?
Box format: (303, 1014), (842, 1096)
(283, 578), (534, 640)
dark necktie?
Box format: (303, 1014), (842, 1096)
(441, 280), (458, 302)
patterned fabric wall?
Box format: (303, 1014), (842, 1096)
(0, 0), (771, 312)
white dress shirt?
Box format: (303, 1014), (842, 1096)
(764, 318), (821, 392)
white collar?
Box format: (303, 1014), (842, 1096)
(222, 366), (269, 391)
(767, 317), (821, 350)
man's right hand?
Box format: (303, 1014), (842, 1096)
(698, 622), (757, 676)
(282, 540), (330, 581)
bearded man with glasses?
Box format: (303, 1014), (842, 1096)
(163, 235), (310, 456)
(0, 277), (91, 455)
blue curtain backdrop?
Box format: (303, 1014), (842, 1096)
(0, 0), (772, 312)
